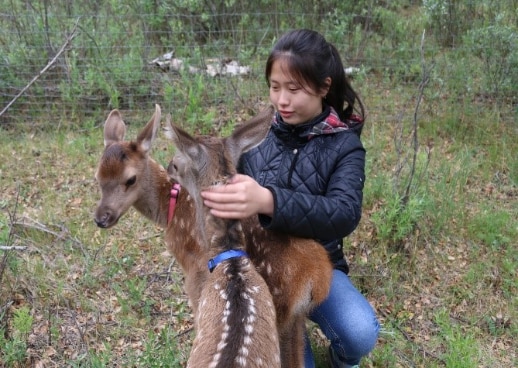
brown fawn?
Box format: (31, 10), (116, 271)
(165, 109), (281, 367)
(94, 104), (333, 367)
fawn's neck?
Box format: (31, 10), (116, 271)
(133, 158), (174, 229)
(205, 214), (247, 255)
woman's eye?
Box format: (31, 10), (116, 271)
(126, 176), (137, 187)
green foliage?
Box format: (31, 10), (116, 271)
(0, 329), (27, 366)
(0, 212), (9, 245)
(68, 344), (114, 367)
(468, 208), (514, 248)
(1, 0), (517, 127)
(12, 306), (33, 338)
(370, 190), (430, 244)
(434, 310), (481, 367)
(0, 306), (33, 366)
(420, 0), (518, 108)
(184, 73), (216, 134)
(465, 22), (518, 98)
(369, 341), (399, 367)
(423, 0), (473, 47)
(136, 328), (184, 367)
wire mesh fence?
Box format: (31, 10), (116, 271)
(1, 1), (517, 126)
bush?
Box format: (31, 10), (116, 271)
(465, 23), (518, 98)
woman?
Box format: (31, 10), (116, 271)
(201, 29), (379, 367)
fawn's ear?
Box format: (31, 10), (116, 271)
(164, 114), (204, 181)
(225, 104), (274, 167)
(103, 109), (126, 147)
(163, 113), (200, 159)
(136, 104), (161, 154)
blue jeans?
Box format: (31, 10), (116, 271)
(304, 270), (380, 367)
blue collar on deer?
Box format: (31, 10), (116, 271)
(208, 249), (249, 273)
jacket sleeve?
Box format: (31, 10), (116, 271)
(259, 134), (365, 240)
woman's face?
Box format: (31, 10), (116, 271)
(268, 59), (328, 125)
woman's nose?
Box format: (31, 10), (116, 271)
(277, 89), (289, 105)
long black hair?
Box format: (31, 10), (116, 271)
(265, 29), (365, 122)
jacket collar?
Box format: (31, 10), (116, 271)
(271, 105), (350, 148)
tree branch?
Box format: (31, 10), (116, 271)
(402, 29), (433, 206)
(0, 18), (80, 118)
(0, 245), (27, 251)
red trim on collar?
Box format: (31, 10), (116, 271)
(167, 183), (181, 225)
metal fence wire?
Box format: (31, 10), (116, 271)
(1, 1), (517, 126)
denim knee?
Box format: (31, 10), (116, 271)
(331, 311), (379, 359)
(310, 270), (380, 362)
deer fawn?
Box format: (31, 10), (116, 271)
(95, 104), (210, 314)
(165, 110), (281, 367)
(94, 104), (333, 367)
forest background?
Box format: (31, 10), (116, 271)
(1, 0), (517, 367)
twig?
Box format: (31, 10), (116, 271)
(175, 326), (194, 338)
(14, 218), (65, 239)
(13, 216), (87, 255)
(402, 29), (432, 206)
(1, 300), (14, 316)
(0, 188), (21, 284)
(138, 233), (161, 241)
(0, 245), (27, 251)
(0, 18), (79, 118)
(91, 239), (108, 263)
(393, 110), (407, 186)
(166, 258), (176, 283)
(228, 76), (246, 107)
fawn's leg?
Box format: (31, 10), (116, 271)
(279, 314), (306, 368)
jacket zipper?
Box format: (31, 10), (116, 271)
(287, 148), (300, 188)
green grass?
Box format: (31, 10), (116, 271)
(1, 56), (517, 368)
(1, 88), (517, 367)
(1, 2), (517, 364)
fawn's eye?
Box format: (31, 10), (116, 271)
(125, 175), (137, 187)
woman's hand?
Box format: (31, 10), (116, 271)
(201, 174), (274, 219)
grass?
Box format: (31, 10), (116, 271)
(1, 70), (517, 368)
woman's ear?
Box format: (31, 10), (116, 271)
(321, 77), (332, 97)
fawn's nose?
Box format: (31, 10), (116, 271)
(94, 211), (113, 228)
(94, 218), (106, 229)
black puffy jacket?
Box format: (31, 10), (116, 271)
(238, 106), (366, 274)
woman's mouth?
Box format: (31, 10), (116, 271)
(279, 111), (293, 119)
